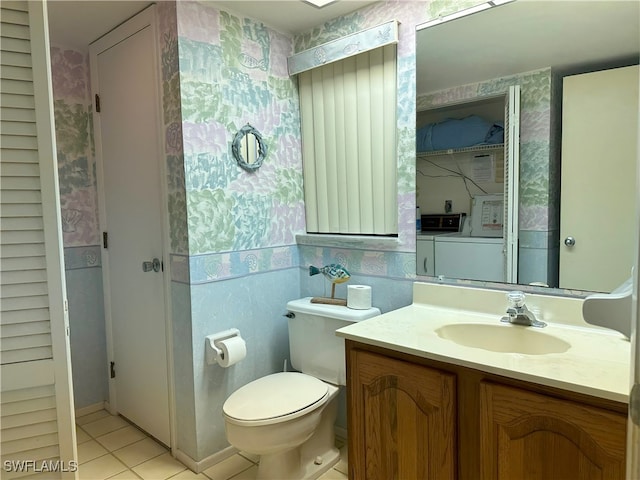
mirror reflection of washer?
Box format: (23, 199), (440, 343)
(435, 194), (505, 282)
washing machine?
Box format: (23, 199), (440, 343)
(417, 213), (465, 276)
(434, 233), (504, 281)
(433, 194), (505, 282)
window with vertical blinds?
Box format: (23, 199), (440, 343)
(298, 44), (398, 235)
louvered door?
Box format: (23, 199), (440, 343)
(1, 1), (77, 478)
(503, 85), (520, 284)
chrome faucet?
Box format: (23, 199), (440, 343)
(500, 291), (547, 328)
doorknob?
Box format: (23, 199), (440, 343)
(564, 236), (576, 247)
(142, 258), (161, 273)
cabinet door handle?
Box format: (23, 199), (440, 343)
(424, 257), (428, 273)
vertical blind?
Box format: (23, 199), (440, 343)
(298, 44), (398, 235)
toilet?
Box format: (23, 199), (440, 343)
(222, 297), (381, 479)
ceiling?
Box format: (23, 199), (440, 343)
(416, 1), (640, 95)
(47, 1), (640, 93)
(47, 0), (377, 50)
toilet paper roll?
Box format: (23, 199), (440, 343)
(216, 336), (247, 367)
(347, 285), (372, 310)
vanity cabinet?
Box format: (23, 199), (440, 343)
(480, 382), (627, 479)
(348, 348), (456, 479)
(346, 341), (628, 480)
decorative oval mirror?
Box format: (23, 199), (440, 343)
(232, 124), (267, 172)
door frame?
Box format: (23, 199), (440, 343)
(89, 5), (175, 449)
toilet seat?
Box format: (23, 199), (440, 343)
(223, 372), (329, 427)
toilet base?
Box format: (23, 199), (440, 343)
(256, 385), (341, 480)
(257, 445), (340, 480)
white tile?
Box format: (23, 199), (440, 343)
(107, 471), (142, 480)
(77, 439), (109, 464)
(318, 469), (348, 480)
(83, 415), (131, 438)
(335, 446), (348, 475)
(202, 454), (253, 480)
(76, 425), (92, 444)
(228, 465), (258, 480)
(132, 452), (186, 480)
(97, 425), (147, 451)
(167, 469), (208, 479)
(78, 454), (128, 480)
(113, 437), (168, 468)
(237, 452), (259, 464)
(77, 409), (111, 426)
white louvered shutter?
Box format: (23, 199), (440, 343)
(1, 1), (77, 478)
(503, 85), (520, 283)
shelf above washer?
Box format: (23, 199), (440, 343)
(417, 143), (504, 158)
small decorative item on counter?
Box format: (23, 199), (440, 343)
(416, 206), (422, 232)
(309, 264), (351, 306)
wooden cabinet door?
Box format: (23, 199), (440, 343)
(348, 349), (456, 480)
(479, 382), (627, 480)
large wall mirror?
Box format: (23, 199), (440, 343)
(416, 0), (639, 294)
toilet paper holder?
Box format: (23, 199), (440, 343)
(205, 328), (241, 365)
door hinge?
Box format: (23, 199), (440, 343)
(95, 94), (101, 113)
(110, 361), (116, 379)
(103, 231), (108, 249)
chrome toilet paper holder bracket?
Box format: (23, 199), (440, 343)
(205, 328), (240, 365)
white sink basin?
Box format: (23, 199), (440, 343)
(435, 323), (571, 355)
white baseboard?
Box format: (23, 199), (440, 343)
(75, 401), (108, 418)
(335, 426), (348, 444)
(174, 446), (238, 474)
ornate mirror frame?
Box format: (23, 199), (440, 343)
(232, 124), (267, 172)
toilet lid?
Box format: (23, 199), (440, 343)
(223, 372), (328, 423)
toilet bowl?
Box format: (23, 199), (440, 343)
(223, 372), (339, 479)
(222, 298), (381, 479)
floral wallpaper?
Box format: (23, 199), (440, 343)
(158, 1), (189, 257)
(50, 47), (99, 250)
(176, 2), (305, 259)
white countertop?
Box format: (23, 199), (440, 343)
(336, 283), (631, 403)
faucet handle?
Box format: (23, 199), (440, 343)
(507, 291), (526, 308)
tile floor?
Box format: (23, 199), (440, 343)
(76, 410), (348, 480)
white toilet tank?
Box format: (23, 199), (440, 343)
(286, 297), (381, 386)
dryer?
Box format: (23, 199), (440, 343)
(433, 195), (505, 282)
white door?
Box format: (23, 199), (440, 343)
(560, 65), (639, 292)
(630, 253), (640, 480)
(90, 6), (170, 445)
(629, 88), (640, 477)
(1, 1), (76, 477)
